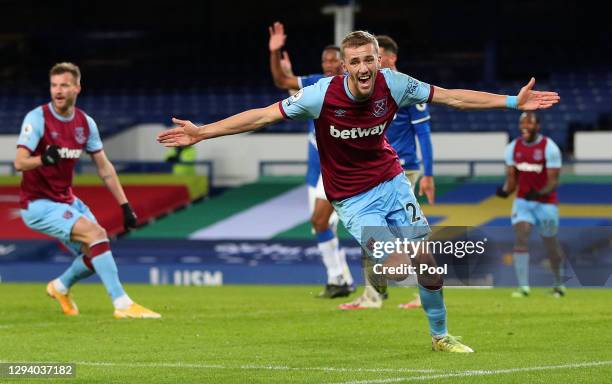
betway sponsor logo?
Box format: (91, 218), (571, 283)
(58, 148), (82, 159)
(329, 123), (387, 139)
(516, 162), (544, 173)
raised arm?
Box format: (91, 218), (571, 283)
(269, 21), (300, 90)
(157, 103), (284, 147)
(431, 78), (560, 111)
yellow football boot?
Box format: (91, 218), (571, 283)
(46, 280), (79, 316)
(113, 303), (161, 319)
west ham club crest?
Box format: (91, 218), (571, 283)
(372, 98), (387, 117)
(74, 127), (86, 144)
(533, 149), (543, 161)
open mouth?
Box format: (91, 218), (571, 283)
(357, 74), (371, 86)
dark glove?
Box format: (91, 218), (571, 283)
(166, 147), (183, 163)
(495, 185), (510, 198)
(41, 144), (61, 166)
(166, 154), (180, 163)
(524, 189), (542, 201)
(121, 203), (138, 229)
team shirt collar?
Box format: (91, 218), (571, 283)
(520, 134), (543, 146)
(48, 102), (75, 122)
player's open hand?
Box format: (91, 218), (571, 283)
(517, 77), (560, 111)
(418, 176), (435, 205)
(268, 21), (286, 52)
(157, 118), (200, 147)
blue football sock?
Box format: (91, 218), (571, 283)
(91, 252), (127, 301)
(58, 255), (95, 289)
(513, 252), (530, 288)
(418, 284), (447, 337)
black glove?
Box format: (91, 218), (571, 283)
(524, 189), (542, 201)
(166, 154), (180, 163)
(495, 185), (510, 198)
(41, 144), (61, 166)
(166, 147), (183, 163)
(121, 203), (138, 230)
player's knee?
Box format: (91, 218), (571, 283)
(381, 253), (410, 281)
(85, 224), (107, 244)
(417, 273), (444, 290)
(385, 270), (409, 281)
(310, 214), (329, 233)
(514, 235), (529, 249)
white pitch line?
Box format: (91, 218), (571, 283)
(74, 361), (441, 374)
(332, 360), (612, 384)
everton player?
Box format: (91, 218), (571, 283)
(269, 21), (354, 298)
(496, 112), (566, 298)
(14, 63), (160, 319)
(158, 31), (559, 352)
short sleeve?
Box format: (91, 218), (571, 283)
(278, 76), (333, 120)
(505, 140), (517, 166)
(545, 139), (562, 168)
(16, 107), (44, 153)
(85, 114), (103, 153)
(381, 68), (432, 108)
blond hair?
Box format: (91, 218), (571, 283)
(341, 31), (379, 58)
(49, 62), (81, 85)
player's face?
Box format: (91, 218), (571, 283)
(342, 43), (381, 99)
(50, 73), (81, 113)
(379, 47), (397, 70)
(321, 50), (342, 77)
(519, 115), (540, 142)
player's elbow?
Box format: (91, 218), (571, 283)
(274, 77), (291, 90)
(450, 101), (469, 111)
(13, 159), (24, 172)
(272, 77), (285, 89)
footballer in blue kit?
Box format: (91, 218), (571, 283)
(159, 30), (560, 353)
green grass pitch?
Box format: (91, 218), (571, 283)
(1, 284), (611, 383)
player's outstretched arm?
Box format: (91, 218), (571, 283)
(431, 78), (560, 111)
(157, 103), (284, 147)
(269, 21), (300, 90)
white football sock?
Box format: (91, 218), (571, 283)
(318, 237), (345, 285)
(113, 294), (134, 310)
(53, 279), (68, 295)
(338, 248), (354, 285)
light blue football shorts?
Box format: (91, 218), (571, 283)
(511, 198), (559, 237)
(21, 197), (98, 255)
(332, 172), (431, 262)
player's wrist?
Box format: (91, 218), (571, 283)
(496, 185), (510, 198)
(505, 96), (518, 109)
(120, 202), (132, 211)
